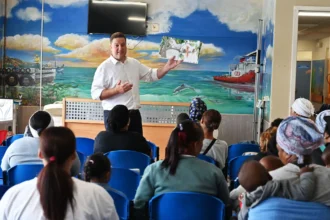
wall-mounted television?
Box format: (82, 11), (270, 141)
(88, 0), (148, 36)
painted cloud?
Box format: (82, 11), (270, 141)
(55, 34), (90, 50)
(200, 43), (225, 57)
(2, 34), (59, 53)
(43, 0), (88, 8)
(56, 37), (224, 66)
(16, 7), (51, 22)
(130, 0), (262, 33)
(266, 44), (273, 60)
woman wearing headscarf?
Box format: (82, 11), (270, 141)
(230, 116), (330, 204)
(312, 110), (330, 165)
(290, 98), (315, 118)
(189, 97), (207, 122)
(270, 116), (330, 205)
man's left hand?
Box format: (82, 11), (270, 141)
(164, 56), (183, 71)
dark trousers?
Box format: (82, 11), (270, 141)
(104, 109), (143, 135)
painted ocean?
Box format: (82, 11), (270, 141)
(54, 67), (254, 114)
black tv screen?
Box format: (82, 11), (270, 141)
(88, 0), (148, 36)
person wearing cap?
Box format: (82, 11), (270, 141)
(93, 105), (151, 157)
(291, 98), (315, 118)
(0, 111), (81, 176)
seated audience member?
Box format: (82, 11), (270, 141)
(0, 127), (118, 220)
(189, 97), (207, 122)
(230, 116), (324, 201)
(84, 153), (112, 189)
(134, 120), (229, 211)
(176, 113), (189, 125)
(270, 118), (283, 128)
(253, 127), (277, 161)
(230, 155), (283, 205)
(322, 147), (330, 168)
(94, 105), (151, 156)
(1, 111), (80, 176)
(313, 111), (330, 165)
(238, 160), (315, 220)
(271, 116), (330, 206)
(200, 109), (228, 169)
(290, 98), (314, 118)
(259, 155), (284, 172)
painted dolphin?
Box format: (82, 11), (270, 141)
(173, 84), (196, 94)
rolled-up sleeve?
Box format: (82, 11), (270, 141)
(138, 62), (159, 82)
(91, 66), (108, 100)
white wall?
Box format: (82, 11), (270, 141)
(270, 0), (330, 122)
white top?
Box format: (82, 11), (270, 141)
(0, 178), (119, 220)
(91, 56), (159, 110)
(201, 139), (228, 169)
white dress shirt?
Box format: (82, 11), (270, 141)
(91, 56), (159, 110)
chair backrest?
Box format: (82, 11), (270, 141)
(75, 137), (94, 156)
(249, 197), (330, 220)
(197, 154), (217, 166)
(106, 188), (130, 220)
(108, 168), (140, 201)
(6, 134), (24, 147)
(0, 146), (9, 179)
(77, 151), (87, 173)
(7, 164), (43, 185)
(147, 141), (159, 161)
(0, 185), (10, 200)
(149, 192), (225, 220)
(0, 130), (7, 144)
(228, 144), (260, 162)
(106, 150), (151, 175)
(228, 155), (254, 181)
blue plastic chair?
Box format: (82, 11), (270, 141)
(249, 197), (330, 220)
(149, 192), (225, 220)
(228, 155), (254, 182)
(77, 151), (87, 173)
(108, 168), (140, 201)
(106, 188), (130, 220)
(0, 185), (10, 200)
(228, 144), (260, 162)
(6, 164), (43, 186)
(5, 134), (24, 147)
(197, 154), (217, 166)
(147, 141), (159, 161)
(0, 146), (8, 179)
(105, 150), (151, 175)
(76, 137), (94, 156)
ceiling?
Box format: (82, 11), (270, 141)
(298, 16), (330, 41)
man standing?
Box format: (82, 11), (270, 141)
(91, 32), (182, 134)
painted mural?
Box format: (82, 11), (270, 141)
(259, 0), (275, 122)
(1, 0), (264, 114)
(311, 60), (325, 103)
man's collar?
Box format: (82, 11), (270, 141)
(110, 56), (127, 64)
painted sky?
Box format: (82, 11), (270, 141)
(2, 0), (262, 71)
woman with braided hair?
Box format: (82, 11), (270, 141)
(133, 120), (229, 211)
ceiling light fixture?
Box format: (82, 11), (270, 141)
(299, 11), (330, 17)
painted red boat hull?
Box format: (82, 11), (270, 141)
(213, 71), (255, 84)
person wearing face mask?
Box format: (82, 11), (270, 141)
(91, 32), (182, 135)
